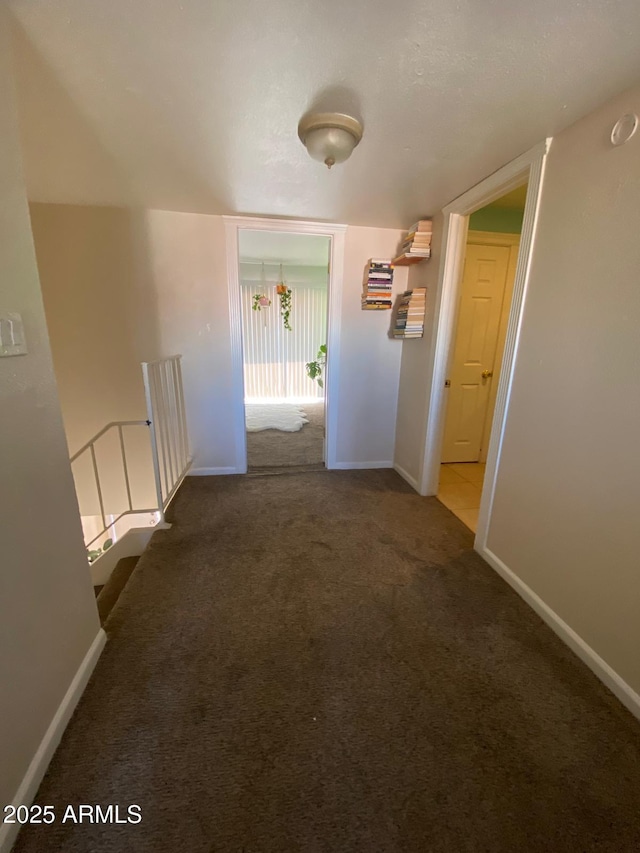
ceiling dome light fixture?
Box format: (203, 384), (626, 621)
(298, 112), (363, 169)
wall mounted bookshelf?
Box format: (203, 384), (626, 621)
(361, 258), (394, 310)
(392, 219), (433, 266)
(392, 287), (427, 339)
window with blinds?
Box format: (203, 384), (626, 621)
(240, 270), (328, 402)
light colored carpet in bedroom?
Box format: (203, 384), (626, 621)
(246, 400), (324, 469)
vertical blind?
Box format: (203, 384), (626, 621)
(241, 277), (328, 401)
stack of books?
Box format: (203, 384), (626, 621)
(393, 287), (427, 338)
(361, 259), (394, 310)
(393, 220), (433, 265)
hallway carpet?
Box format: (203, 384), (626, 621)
(14, 471), (640, 852)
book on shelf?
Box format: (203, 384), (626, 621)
(401, 239), (431, 251)
(362, 258), (394, 310)
(403, 233), (432, 245)
(404, 230), (432, 241)
(407, 220), (433, 234)
(392, 287), (427, 339)
(395, 219), (433, 265)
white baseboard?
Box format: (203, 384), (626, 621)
(0, 629), (107, 853)
(188, 467), (239, 476)
(480, 545), (640, 721)
(393, 463), (420, 493)
(330, 461), (393, 470)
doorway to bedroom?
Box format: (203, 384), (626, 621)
(238, 229), (331, 472)
(437, 183), (527, 531)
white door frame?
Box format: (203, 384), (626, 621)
(223, 215), (347, 473)
(419, 139), (551, 550)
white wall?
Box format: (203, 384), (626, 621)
(138, 209), (237, 471)
(0, 9), (100, 822)
(486, 84), (640, 697)
(32, 211), (408, 473)
(393, 214), (444, 487)
(31, 205), (237, 474)
(394, 83), (640, 701)
(335, 226), (407, 467)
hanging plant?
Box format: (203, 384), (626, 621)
(277, 282), (293, 331)
(252, 293), (271, 311)
(252, 263), (272, 314)
(306, 344), (327, 388)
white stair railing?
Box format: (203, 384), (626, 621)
(71, 355), (192, 554)
(142, 355), (192, 520)
(70, 420), (157, 550)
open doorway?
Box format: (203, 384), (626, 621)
(238, 229), (331, 472)
(437, 185), (527, 530)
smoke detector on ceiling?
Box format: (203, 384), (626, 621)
(298, 112), (363, 169)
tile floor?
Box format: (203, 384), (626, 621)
(437, 463), (486, 533)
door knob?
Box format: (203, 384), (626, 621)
(481, 369), (493, 379)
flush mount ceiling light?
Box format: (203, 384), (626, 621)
(298, 112), (363, 169)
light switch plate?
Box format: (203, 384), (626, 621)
(0, 312), (28, 357)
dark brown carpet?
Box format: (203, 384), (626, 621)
(14, 470), (640, 852)
(246, 401), (324, 469)
(95, 556), (139, 625)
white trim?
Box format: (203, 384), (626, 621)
(419, 212), (468, 494)
(0, 629), (107, 853)
(419, 139), (551, 504)
(479, 545), (640, 721)
(188, 466), (239, 476)
(331, 461), (393, 470)
(442, 141), (549, 215)
(323, 229), (345, 471)
(222, 215), (348, 233)
(224, 220), (249, 475)
(223, 216), (346, 472)
(393, 463), (420, 492)
(474, 148), (549, 551)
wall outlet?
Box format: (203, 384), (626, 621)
(0, 312), (28, 356)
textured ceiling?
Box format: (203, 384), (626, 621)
(7, 0), (640, 227)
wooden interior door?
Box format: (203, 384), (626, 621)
(442, 242), (513, 463)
